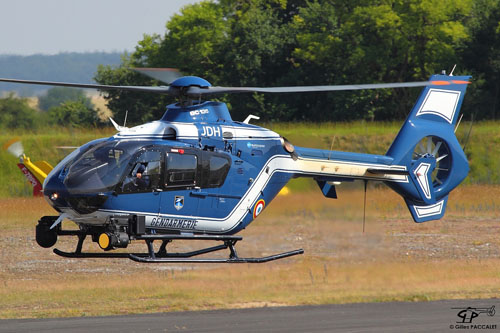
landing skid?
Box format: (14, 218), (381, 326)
(53, 232), (304, 263)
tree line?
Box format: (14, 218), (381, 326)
(3, 0), (500, 127)
(94, 0), (500, 124)
(0, 88), (101, 129)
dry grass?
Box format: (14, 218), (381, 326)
(0, 198), (54, 230)
(88, 93), (112, 120)
(26, 97), (39, 110)
(2, 260), (500, 318)
(1, 184), (500, 319)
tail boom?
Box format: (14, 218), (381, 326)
(291, 149), (408, 182)
(283, 74), (470, 223)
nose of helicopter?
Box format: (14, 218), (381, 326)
(43, 171), (109, 214)
(43, 169), (71, 211)
(42, 138), (147, 214)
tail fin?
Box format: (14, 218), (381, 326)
(386, 74), (470, 222)
(18, 155), (53, 197)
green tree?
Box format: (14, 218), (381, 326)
(461, 0), (500, 120)
(291, 0), (472, 120)
(157, 1), (229, 78)
(47, 100), (100, 127)
(215, 0), (297, 120)
(38, 87), (93, 111)
(0, 94), (40, 129)
(94, 0), (476, 122)
(94, 56), (172, 125)
(94, 1), (229, 125)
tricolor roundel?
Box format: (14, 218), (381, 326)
(253, 199), (265, 218)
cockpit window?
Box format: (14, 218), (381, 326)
(64, 140), (145, 194)
(120, 150), (162, 193)
(44, 138), (108, 189)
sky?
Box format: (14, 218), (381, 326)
(0, 0), (199, 55)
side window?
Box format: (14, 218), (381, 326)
(165, 153), (197, 188)
(120, 150), (162, 193)
(208, 156), (230, 187)
(200, 151), (231, 188)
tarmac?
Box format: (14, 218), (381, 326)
(1, 298), (498, 332)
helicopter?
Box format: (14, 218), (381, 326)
(3, 139), (53, 197)
(0, 69), (470, 263)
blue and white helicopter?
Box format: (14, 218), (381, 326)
(0, 70), (470, 263)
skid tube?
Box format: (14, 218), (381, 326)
(51, 227), (304, 263)
(130, 234), (304, 263)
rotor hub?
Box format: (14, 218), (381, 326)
(170, 76), (211, 88)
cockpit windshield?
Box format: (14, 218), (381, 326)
(64, 140), (146, 194)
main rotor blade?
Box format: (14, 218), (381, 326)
(0, 77), (470, 97)
(0, 78), (171, 94)
(186, 80), (469, 96)
(133, 68), (182, 84)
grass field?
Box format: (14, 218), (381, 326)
(1, 184), (499, 319)
(0, 121), (499, 319)
(1, 120), (499, 196)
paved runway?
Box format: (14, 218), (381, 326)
(1, 299), (498, 332)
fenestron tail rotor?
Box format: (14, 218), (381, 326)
(412, 136), (451, 187)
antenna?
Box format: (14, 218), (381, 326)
(362, 180), (367, 233)
(462, 113), (474, 152)
(123, 110), (128, 127)
(454, 113), (464, 133)
(449, 64), (457, 76)
(327, 136), (336, 160)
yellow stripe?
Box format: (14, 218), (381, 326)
(22, 155), (50, 185)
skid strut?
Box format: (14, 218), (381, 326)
(53, 231), (304, 263)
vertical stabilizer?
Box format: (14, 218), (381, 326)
(385, 74), (470, 222)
